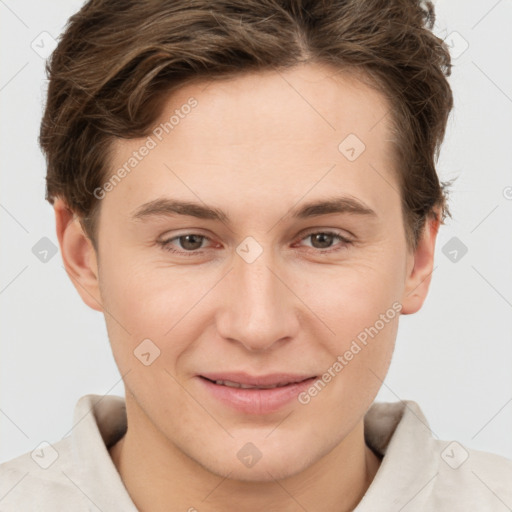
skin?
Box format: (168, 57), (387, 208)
(54, 62), (439, 512)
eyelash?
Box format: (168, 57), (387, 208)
(157, 230), (353, 257)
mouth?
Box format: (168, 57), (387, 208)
(196, 373), (318, 414)
(199, 375), (315, 389)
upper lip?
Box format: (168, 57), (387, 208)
(199, 372), (316, 387)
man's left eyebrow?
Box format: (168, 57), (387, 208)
(290, 196), (377, 219)
(130, 198), (229, 222)
(129, 195), (377, 223)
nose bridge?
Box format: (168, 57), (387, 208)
(216, 239), (298, 351)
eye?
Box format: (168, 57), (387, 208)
(295, 230), (353, 253)
(158, 233), (212, 256)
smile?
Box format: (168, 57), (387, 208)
(197, 374), (318, 414)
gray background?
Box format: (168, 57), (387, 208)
(1, 0), (511, 463)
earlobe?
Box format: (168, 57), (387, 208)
(54, 198), (103, 312)
(400, 214), (440, 315)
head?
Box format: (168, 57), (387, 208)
(43, 0), (453, 481)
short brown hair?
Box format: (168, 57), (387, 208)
(40, 0), (454, 251)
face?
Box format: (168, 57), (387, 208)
(58, 62), (437, 482)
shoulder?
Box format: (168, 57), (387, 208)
(427, 439), (512, 510)
(0, 437), (91, 510)
(363, 399), (512, 511)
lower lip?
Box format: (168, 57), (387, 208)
(197, 376), (317, 415)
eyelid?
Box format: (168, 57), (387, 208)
(158, 229), (213, 244)
(159, 232), (215, 249)
(297, 226), (354, 241)
(292, 229), (353, 252)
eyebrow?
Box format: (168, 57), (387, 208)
(130, 195), (377, 223)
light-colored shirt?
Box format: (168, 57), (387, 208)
(0, 394), (511, 511)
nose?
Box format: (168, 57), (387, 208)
(215, 243), (300, 352)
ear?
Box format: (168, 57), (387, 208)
(54, 197), (103, 312)
(400, 213), (440, 315)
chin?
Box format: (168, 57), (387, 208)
(196, 441), (318, 483)
(208, 458), (305, 483)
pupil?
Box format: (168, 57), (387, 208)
(312, 233), (332, 249)
(181, 235), (203, 250)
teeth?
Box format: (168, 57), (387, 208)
(214, 379), (291, 389)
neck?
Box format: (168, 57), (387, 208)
(109, 396), (381, 512)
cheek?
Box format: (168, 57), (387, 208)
(98, 257), (205, 372)
(310, 259), (403, 343)
(305, 257), (402, 394)
(299, 270), (400, 419)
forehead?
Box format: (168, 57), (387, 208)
(155, 63), (393, 155)
(105, 62), (399, 224)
